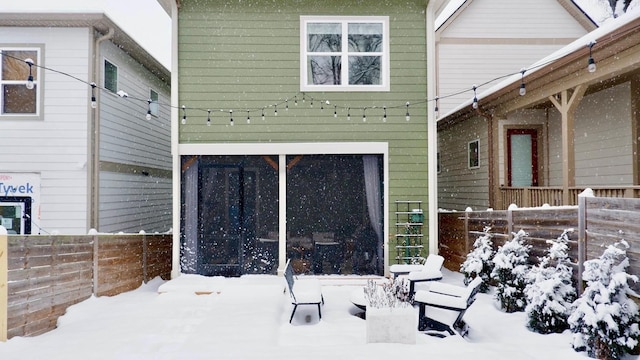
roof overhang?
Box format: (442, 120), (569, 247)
(0, 12), (170, 84)
(438, 11), (640, 129)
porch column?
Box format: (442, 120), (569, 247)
(548, 86), (586, 205)
(632, 76), (640, 186)
(488, 115), (501, 209)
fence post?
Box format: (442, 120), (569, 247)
(0, 226), (8, 342)
(92, 235), (99, 296)
(143, 234), (148, 283)
(577, 195), (587, 295)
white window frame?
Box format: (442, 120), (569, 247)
(149, 88), (159, 117)
(300, 16), (390, 92)
(0, 46), (43, 119)
(104, 58), (118, 93)
(468, 139), (480, 169)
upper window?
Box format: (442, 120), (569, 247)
(300, 16), (389, 92)
(1, 48), (41, 117)
(149, 89), (159, 117)
(104, 59), (118, 93)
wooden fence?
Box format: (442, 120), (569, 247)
(0, 233), (172, 340)
(439, 197), (640, 294)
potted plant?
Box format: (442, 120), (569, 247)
(364, 277), (417, 344)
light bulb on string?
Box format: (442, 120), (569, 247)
(362, 108), (367, 122)
(247, 110), (251, 124)
(274, 104), (278, 116)
(405, 102), (410, 121)
(90, 82), (97, 109)
(229, 110), (234, 126)
(383, 106), (387, 122)
(146, 99), (152, 120)
(285, 99), (289, 111)
(434, 96), (439, 118)
(587, 41), (597, 73)
(181, 105), (187, 124)
(347, 107), (351, 121)
(334, 105), (338, 118)
(294, 96), (298, 106)
(472, 86), (479, 110)
(519, 69), (527, 96)
(207, 109), (211, 126)
(24, 58), (34, 90)
(261, 108), (265, 121)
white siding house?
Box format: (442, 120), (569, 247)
(0, 13), (171, 235)
(436, 0), (596, 116)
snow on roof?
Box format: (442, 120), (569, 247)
(440, 6), (640, 119)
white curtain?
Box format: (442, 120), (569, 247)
(183, 159), (198, 273)
(363, 155), (383, 273)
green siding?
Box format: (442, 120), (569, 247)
(178, 0), (430, 243)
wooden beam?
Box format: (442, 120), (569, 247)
(549, 85), (586, 205)
(0, 229), (7, 342)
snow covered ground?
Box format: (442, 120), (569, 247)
(0, 269), (635, 360)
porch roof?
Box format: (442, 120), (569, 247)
(437, 7), (640, 128)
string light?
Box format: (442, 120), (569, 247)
(285, 99), (289, 111)
(246, 110), (251, 124)
(519, 69), (527, 96)
(261, 107), (265, 121)
(362, 107), (367, 122)
(24, 58), (35, 90)
(434, 96), (439, 118)
(334, 105), (338, 118)
(1, 35), (610, 125)
(146, 99), (152, 120)
(405, 102), (410, 121)
(472, 86), (479, 110)
(207, 109), (211, 126)
(90, 82), (97, 109)
(587, 41), (597, 73)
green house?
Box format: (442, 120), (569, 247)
(160, 0), (443, 277)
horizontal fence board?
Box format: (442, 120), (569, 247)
(5, 234), (172, 339)
(439, 197), (640, 294)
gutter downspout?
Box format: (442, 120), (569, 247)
(426, 1), (439, 256)
(170, 1), (181, 279)
(90, 27), (114, 231)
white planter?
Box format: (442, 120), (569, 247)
(365, 306), (417, 344)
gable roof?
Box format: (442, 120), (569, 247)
(436, 0), (597, 32)
(0, 12), (170, 84)
(438, 8), (640, 125)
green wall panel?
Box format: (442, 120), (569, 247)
(178, 0), (431, 240)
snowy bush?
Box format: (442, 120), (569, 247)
(460, 226), (494, 293)
(569, 240), (640, 360)
(491, 229), (531, 313)
(525, 229), (576, 334)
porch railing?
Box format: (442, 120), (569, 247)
(499, 186), (640, 209)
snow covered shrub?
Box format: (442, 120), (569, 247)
(491, 230), (531, 313)
(525, 229), (576, 334)
(569, 240), (640, 360)
(460, 226), (494, 293)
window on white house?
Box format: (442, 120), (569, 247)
(300, 16), (389, 92)
(468, 139), (480, 169)
(104, 59), (118, 93)
(149, 89), (159, 116)
(1, 48), (40, 116)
